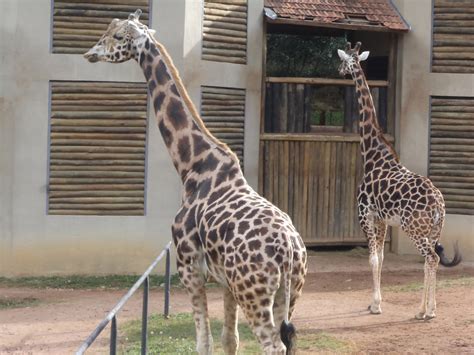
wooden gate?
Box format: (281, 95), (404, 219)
(259, 78), (393, 246)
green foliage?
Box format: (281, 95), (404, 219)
(312, 111), (344, 126)
(0, 274), (181, 290)
(0, 296), (40, 310)
(267, 34), (347, 78)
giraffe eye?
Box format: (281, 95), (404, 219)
(113, 34), (124, 40)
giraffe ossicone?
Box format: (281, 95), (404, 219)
(338, 41), (462, 320)
(85, 10), (307, 355)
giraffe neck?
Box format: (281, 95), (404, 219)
(351, 65), (398, 170)
(138, 36), (237, 182)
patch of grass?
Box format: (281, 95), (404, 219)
(0, 296), (40, 310)
(120, 313), (259, 354)
(384, 276), (474, 293)
(121, 313), (355, 354)
(0, 274), (181, 290)
(298, 331), (355, 353)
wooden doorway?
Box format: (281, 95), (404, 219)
(259, 32), (397, 246)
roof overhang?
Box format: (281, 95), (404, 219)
(264, 0), (410, 33)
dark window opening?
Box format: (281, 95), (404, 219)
(265, 31), (390, 134)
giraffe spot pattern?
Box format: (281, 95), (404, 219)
(167, 97), (188, 130)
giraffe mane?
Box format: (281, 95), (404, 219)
(148, 36), (239, 163)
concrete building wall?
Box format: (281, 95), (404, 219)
(0, 0), (264, 276)
(392, 0), (474, 260)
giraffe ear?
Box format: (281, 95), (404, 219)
(359, 51), (370, 62)
(337, 49), (349, 61)
(129, 9), (142, 21)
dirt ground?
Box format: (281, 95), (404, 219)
(1, 251), (473, 354)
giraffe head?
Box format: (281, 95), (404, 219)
(337, 42), (370, 77)
(84, 9), (155, 63)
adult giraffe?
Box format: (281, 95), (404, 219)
(337, 42), (461, 320)
(84, 10), (307, 354)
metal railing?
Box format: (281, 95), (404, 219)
(76, 241), (172, 355)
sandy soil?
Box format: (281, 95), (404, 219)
(1, 251), (473, 354)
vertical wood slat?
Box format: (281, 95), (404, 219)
(202, 0), (248, 64)
(200, 86), (246, 167)
(261, 138), (365, 245)
(52, 0), (150, 54)
(49, 81), (148, 216)
(432, 0), (474, 73)
(429, 96), (474, 215)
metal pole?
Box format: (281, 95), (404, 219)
(110, 316), (117, 355)
(164, 247), (171, 318)
(141, 276), (149, 355)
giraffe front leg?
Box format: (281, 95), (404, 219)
(221, 288), (239, 355)
(368, 238), (382, 314)
(178, 258), (213, 354)
(360, 212), (386, 315)
(174, 225), (213, 354)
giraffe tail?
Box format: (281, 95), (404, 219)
(435, 241), (462, 267)
(280, 244), (296, 354)
(280, 321), (296, 354)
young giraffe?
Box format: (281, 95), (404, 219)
(337, 42), (461, 320)
(84, 10), (307, 354)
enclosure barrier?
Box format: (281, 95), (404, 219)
(76, 241), (172, 355)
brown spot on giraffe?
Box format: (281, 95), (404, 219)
(338, 42), (461, 320)
(84, 9), (307, 355)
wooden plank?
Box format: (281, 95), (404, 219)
(260, 133), (394, 142)
(50, 197), (144, 204)
(348, 143), (358, 238)
(280, 84), (288, 133)
(49, 184), (144, 191)
(327, 142), (337, 239)
(202, 55), (246, 64)
(205, 2), (247, 12)
(306, 141), (315, 242)
(333, 143), (343, 238)
(301, 141), (310, 240)
(49, 190), (144, 198)
(50, 166), (144, 174)
(203, 7), (247, 19)
(266, 77), (389, 87)
(432, 66), (474, 73)
(56, 0), (149, 6)
(49, 210), (144, 216)
(282, 140), (290, 214)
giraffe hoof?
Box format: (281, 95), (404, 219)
(369, 305), (382, 314)
(415, 313), (426, 320)
(424, 313), (436, 320)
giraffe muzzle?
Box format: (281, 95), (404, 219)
(84, 51), (99, 63)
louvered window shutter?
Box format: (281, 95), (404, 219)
(52, 0), (150, 54)
(200, 86), (245, 166)
(429, 96), (474, 215)
(202, 0), (248, 65)
(48, 81), (148, 216)
(432, 0), (474, 74)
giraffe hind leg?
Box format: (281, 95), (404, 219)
(233, 271), (287, 354)
(413, 237), (440, 320)
(221, 288), (239, 355)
